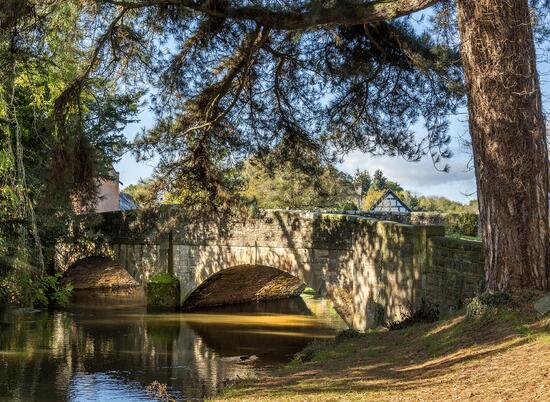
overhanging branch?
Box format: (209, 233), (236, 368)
(103, 0), (439, 30)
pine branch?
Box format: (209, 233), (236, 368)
(102, 0), (439, 30)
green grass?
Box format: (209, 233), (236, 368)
(446, 232), (481, 241)
(218, 373), (259, 397)
(515, 322), (550, 343)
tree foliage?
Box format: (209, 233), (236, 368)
(122, 180), (156, 207)
(0, 0), (139, 304)
(241, 158), (356, 209)
(2, 0), (547, 293)
(417, 195), (478, 213)
(43, 1), (463, 209)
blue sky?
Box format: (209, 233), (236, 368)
(116, 107), (157, 187)
(115, 10), (550, 204)
(114, 94), (477, 203)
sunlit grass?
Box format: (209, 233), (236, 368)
(214, 307), (550, 401)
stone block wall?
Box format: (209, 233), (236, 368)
(333, 210), (480, 238)
(59, 207), (486, 330)
(425, 236), (484, 315)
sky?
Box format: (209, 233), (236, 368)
(114, 93), (477, 203)
(114, 9), (550, 205)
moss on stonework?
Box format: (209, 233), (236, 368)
(319, 213), (346, 221)
(146, 273), (180, 308)
(302, 287), (317, 296)
(317, 214), (348, 232)
(148, 272), (178, 284)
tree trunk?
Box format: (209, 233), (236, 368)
(457, 0), (549, 291)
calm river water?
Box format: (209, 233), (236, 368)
(0, 289), (347, 401)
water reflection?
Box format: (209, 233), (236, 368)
(0, 289), (347, 401)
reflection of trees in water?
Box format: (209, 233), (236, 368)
(0, 308), (75, 401)
(0, 310), (277, 399)
(0, 296), (345, 400)
(1, 309), (228, 400)
(65, 313), (245, 399)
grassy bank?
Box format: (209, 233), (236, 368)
(446, 232), (481, 242)
(214, 300), (550, 401)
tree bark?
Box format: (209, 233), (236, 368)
(457, 0), (549, 291)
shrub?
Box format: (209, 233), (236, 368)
(0, 255), (73, 307)
(0, 273), (26, 305)
(448, 213), (479, 237)
(0, 255), (35, 306)
(33, 272), (74, 307)
(466, 291), (512, 319)
(411, 212), (479, 237)
(386, 300), (439, 330)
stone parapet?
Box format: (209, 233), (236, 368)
(425, 236), (484, 314)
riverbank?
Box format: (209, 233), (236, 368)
(215, 298), (550, 401)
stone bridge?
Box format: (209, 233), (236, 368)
(56, 206), (484, 331)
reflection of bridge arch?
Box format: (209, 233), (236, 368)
(57, 207), (446, 330)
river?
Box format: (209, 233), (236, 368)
(0, 289), (348, 401)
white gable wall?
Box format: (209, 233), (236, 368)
(371, 192), (410, 213)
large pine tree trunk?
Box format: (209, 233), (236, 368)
(457, 0), (549, 291)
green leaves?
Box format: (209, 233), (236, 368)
(0, 0), (139, 305)
(241, 158), (356, 210)
(33, 272), (73, 307)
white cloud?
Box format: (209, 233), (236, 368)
(337, 150), (477, 203)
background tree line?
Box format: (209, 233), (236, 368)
(124, 162), (479, 215)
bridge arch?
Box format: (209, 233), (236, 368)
(180, 264), (306, 310)
(57, 208), (447, 331)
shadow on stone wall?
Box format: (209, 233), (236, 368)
(181, 264), (305, 309)
(60, 207), (453, 331)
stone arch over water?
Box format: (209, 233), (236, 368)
(57, 207), (445, 330)
(181, 264), (306, 310)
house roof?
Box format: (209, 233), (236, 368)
(369, 189), (411, 213)
(120, 192), (138, 210)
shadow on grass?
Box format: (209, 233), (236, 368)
(218, 307), (549, 399)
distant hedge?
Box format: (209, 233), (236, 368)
(410, 212), (479, 237)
